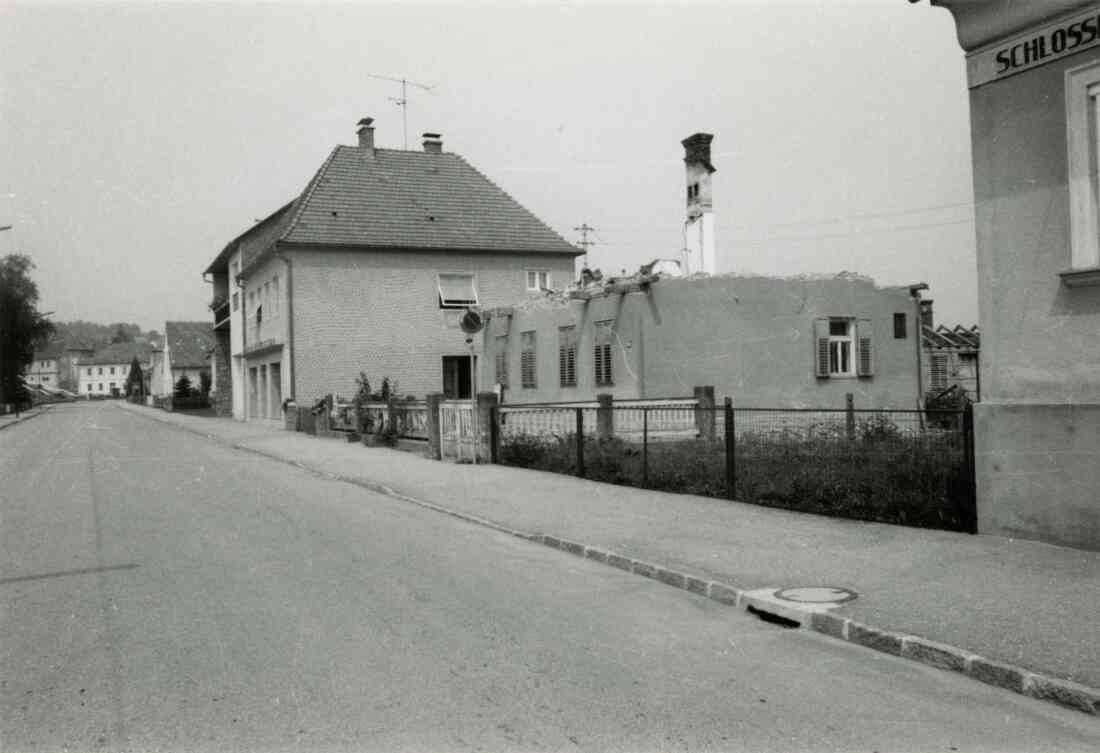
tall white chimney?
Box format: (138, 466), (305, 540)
(682, 132), (716, 275)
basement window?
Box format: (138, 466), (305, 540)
(437, 273), (479, 308)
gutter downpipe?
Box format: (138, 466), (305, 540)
(274, 245), (295, 404)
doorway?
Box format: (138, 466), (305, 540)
(442, 355), (476, 399)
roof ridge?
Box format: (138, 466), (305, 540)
(280, 146), (342, 242)
(450, 153), (576, 250)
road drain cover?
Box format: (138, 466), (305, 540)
(774, 586), (857, 605)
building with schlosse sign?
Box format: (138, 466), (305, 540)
(931, 1), (1100, 550)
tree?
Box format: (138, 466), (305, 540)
(0, 255), (54, 407)
(125, 357), (144, 398)
(173, 374), (193, 398)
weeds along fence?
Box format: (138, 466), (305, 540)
(495, 399), (976, 533)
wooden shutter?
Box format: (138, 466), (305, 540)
(495, 335), (508, 386)
(930, 354), (948, 390)
(520, 331), (536, 388)
(857, 318), (874, 376)
(814, 319), (831, 378)
(594, 321), (613, 386)
(559, 326), (577, 387)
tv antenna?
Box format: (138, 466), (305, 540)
(574, 223), (597, 267)
(367, 73), (435, 150)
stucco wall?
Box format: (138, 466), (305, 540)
(289, 246), (576, 401)
(968, 44), (1100, 549)
(487, 275), (921, 409)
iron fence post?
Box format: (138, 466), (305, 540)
(724, 397), (735, 500)
(963, 402), (977, 533)
(489, 405), (500, 463)
(642, 407), (649, 487)
(845, 392), (856, 441)
(575, 407), (585, 478)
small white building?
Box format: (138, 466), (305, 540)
(77, 343), (154, 398)
(149, 321), (213, 397)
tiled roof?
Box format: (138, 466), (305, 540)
(922, 324), (980, 351)
(78, 342), (156, 366)
(209, 143), (580, 274)
(165, 321), (214, 369)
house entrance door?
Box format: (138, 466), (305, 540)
(442, 355), (475, 399)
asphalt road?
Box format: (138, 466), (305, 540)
(2, 403), (1098, 753)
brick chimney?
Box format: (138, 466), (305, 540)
(422, 132), (442, 154)
(920, 299), (934, 330)
(356, 117), (375, 150)
(681, 133), (716, 173)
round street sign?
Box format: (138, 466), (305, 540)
(773, 586), (858, 605)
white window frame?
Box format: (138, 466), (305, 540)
(1064, 61), (1100, 284)
(828, 319), (855, 377)
(526, 269), (550, 292)
(437, 273), (479, 308)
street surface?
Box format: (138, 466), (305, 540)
(2, 403), (1098, 752)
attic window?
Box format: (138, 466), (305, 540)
(437, 273), (478, 308)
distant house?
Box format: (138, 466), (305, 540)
(481, 272), (925, 409)
(203, 118), (581, 422)
(24, 343), (62, 388)
(150, 321), (214, 397)
(923, 321), (980, 399)
(77, 342), (154, 398)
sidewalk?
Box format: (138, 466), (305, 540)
(0, 404), (50, 431)
(117, 402), (1100, 715)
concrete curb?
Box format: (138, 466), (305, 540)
(119, 402), (1100, 717)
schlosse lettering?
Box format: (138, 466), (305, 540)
(991, 13), (1100, 77)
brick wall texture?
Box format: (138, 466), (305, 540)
(289, 246), (575, 402)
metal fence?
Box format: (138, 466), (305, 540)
(495, 400), (975, 533)
(325, 398), (430, 441)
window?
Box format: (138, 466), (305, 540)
(593, 320), (613, 386)
(87, 384), (92, 392)
(1065, 62), (1100, 281)
(272, 276), (279, 315)
(256, 305), (263, 326)
(87, 368), (92, 376)
(232, 292), (239, 311)
(98, 383), (103, 391)
(109, 383), (116, 390)
(98, 367), (103, 375)
(263, 281), (270, 312)
(495, 335), (509, 387)
(520, 331), (537, 388)
(526, 270), (550, 291)
(109, 367), (115, 375)
(893, 313), (907, 339)
(559, 325), (577, 387)
(231, 260), (239, 278)
(437, 273), (478, 307)
(814, 318), (873, 378)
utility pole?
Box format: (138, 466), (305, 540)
(574, 223), (596, 268)
(367, 74), (435, 150)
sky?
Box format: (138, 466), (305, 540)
(0, 0), (976, 334)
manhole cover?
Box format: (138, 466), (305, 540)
(774, 586), (857, 605)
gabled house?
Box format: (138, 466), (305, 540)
(204, 118), (581, 422)
(150, 321), (214, 397)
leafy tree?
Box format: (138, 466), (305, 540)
(0, 255), (54, 406)
(174, 374), (194, 398)
(109, 323), (134, 344)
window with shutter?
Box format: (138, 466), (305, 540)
(593, 320), (613, 386)
(559, 325), (577, 387)
(495, 335), (509, 387)
(857, 318), (874, 377)
(893, 312), (907, 339)
(520, 331), (537, 388)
